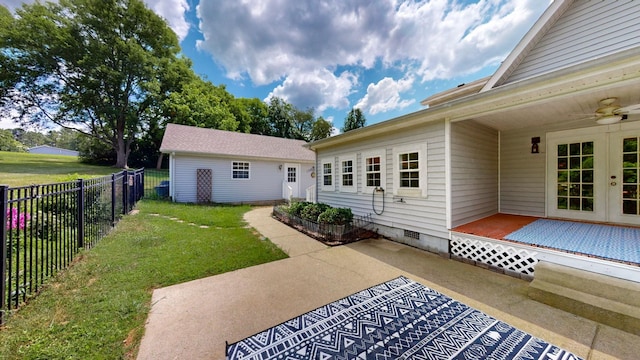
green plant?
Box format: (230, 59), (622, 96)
(287, 201), (311, 217)
(300, 203), (330, 222)
(317, 207), (353, 225)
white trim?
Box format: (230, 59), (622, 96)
(361, 150), (387, 194)
(482, 0), (572, 90)
(392, 142), (428, 197)
(320, 157), (335, 192)
(338, 155), (357, 193)
(169, 152), (176, 201)
(231, 161), (251, 180)
(445, 118), (452, 229)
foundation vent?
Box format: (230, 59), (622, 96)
(404, 229), (420, 240)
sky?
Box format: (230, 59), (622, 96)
(1, 0), (551, 132)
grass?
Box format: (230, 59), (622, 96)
(0, 151), (118, 187)
(0, 200), (288, 359)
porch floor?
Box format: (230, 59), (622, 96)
(452, 214), (640, 267)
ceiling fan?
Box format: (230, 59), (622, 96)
(591, 97), (640, 124)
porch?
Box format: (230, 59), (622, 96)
(450, 213), (640, 280)
(451, 213), (640, 335)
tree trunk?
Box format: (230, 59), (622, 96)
(156, 152), (164, 170)
(114, 136), (128, 168)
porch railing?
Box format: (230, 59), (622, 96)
(0, 169), (146, 324)
(305, 185), (316, 203)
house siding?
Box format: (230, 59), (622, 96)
(498, 119), (606, 216)
(505, 0), (640, 84)
(172, 154), (314, 203)
(450, 121), (498, 228)
(316, 121), (448, 252)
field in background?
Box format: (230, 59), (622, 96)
(0, 151), (117, 187)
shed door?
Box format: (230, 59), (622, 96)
(284, 163), (299, 199)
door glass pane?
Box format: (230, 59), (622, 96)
(622, 137), (640, 215)
(556, 141), (594, 212)
(287, 167), (296, 183)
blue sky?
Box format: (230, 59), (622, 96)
(2, 0), (551, 132)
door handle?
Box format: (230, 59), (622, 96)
(611, 181), (617, 186)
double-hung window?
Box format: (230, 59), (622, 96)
(339, 155), (357, 192)
(393, 143), (427, 197)
(321, 158), (334, 191)
(232, 161), (250, 179)
(362, 151), (386, 193)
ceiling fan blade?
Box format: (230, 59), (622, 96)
(618, 104), (640, 114)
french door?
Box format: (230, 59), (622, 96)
(547, 123), (640, 225)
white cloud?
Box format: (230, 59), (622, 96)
(145, 0), (191, 41)
(355, 77), (415, 115)
(266, 69), (357, 112)
(4, 0), (191, 41)
(196, 0), (548, 115)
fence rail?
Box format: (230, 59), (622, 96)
(0, 168), (160, 324)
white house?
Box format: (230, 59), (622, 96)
(160, 124), (315, 204)
(308, 0), (640, 334)
(28, 145), (79, 157)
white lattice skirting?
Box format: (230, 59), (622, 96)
(450, 234), (539, 276)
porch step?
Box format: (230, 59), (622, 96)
(528, 261), (640, 335)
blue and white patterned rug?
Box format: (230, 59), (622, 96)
(226, 276), (581, 360)
(505, 219), (640, 264)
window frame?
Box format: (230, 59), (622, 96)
(361, 150), (386, 194)
(231, 161), (250, 180)
(339, 155), (357, 193)
(321, 158), (335, 191)
(392, 143), (427, 197)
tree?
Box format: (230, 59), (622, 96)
(310, 117), (333, 141)
(267, 97), (296, 139)
(1, 0), (186, 168)
(0, 129), (26, 152)
(342, 108), (367, 132)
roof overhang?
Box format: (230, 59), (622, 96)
(163, 150), (314, 164)
(309, 47), (640, 150)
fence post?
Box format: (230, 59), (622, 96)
(122, 171), (128, 215)
(0, 185), (9, 324)
(140, 169), (145, 199)
(77, 179), (85, 248)
(111, 173), (116, 226)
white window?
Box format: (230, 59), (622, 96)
(232, 161), (250, 179)
(393, 143), (427, 197)
(339, 155), (357, 192)
(321, 158), (334, 191)
(361, 151), (386, 193)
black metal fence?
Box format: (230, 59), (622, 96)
(0, 169), (149, 323)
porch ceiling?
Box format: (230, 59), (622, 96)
(467, 80), (640, 131)
(454, 49), (640, 132)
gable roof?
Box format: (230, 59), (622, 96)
(160, 124), (315, 162)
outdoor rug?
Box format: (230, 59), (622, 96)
(504, 219), (640, 264)
(226, 276), (582, 360)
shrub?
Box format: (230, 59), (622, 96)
(287, 201), (311, 217)
(318, 207), (353, 225)
(300, 203), (330, 222)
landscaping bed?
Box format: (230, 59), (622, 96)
(272, 202), (377, 246)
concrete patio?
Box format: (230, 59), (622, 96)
(137, 207), (640, 360)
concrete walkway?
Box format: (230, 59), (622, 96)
(137, 207), (640, 360)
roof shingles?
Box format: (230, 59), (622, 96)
(160, 124), (315, 162)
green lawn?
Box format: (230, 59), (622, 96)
(0, 151), (118, 187)
(0, 200), (288, 359)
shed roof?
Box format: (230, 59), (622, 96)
(160, 124), (315, 162)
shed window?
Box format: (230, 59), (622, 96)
(232, 161), (250, 179)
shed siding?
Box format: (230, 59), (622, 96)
(316, 121), (448, 242)
(172, 154), (313, 203)
(450, 121), (498, 227)
(506, 0), (640, 84)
